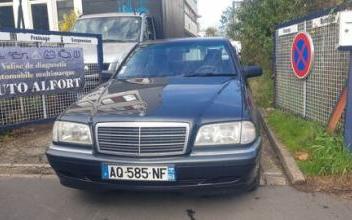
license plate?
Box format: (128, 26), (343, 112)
(101, 164), (176, 182)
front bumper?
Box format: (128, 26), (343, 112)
(46, 138), (261, 192)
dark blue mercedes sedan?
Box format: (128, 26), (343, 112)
(47, 38), (263, 194)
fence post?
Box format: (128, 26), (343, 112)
(96, 35), (104, 82)
(345, 53), (352, 151)
(272, 31), (277, 108)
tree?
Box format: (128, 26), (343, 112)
(220, 5), (236, 39)
(205, 27), (218, 37)
(222, 0), (350, 69)
(59, 10), (78, 32)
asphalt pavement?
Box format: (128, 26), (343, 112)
(0, 177), (351, 220)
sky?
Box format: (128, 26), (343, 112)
(198, 0), (234, 30)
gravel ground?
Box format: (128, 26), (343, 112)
(0, 123), (52, 164)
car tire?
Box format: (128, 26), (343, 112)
(247, 164), (261, 192)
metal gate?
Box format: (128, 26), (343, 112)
(274, 9), (350, 125)
(0, 28), (103, 129)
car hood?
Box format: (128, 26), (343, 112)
(80, 42), (137, 64)
(61, 77), (244, 125)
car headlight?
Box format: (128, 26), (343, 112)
(52, 121), (92, 145)
(194, 121), (256, 146)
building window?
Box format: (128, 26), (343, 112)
(57, 0), (74, 22)
(0, 6), (15, 28)
(0, 0), (14, 28)
(31, 3), (50, 30)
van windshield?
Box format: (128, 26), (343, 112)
(117, 41), (237, 79)
(72, 17), (142, 42)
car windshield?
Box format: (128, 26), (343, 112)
(72, 17), (142, 42)
(117, 41), (237, 79)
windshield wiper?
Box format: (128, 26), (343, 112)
(184, 73), (236, 77)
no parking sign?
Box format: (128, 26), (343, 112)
(291, 32), (314, 79)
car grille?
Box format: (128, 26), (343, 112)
(96, 122), (190, 157)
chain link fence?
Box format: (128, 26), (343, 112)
(275, 10), (350, 125)
(0, 29), (103, 129)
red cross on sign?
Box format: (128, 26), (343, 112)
(291, 32), (314, 79)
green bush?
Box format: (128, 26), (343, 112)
(59, 10), (78, 32)
(267, 110), (352, 176)
(303, 133), (352, 176)
(248, 69), (273, 108)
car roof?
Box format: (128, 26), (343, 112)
(140, 37), (231, 45)
(78, 13), (143, 20)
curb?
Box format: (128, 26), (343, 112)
(0, 174), (56, 179)
(0, 163), (51, 168)
(258, 109), (306, 185)
(0, 163), (54, 176)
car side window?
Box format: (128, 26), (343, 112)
(143, 17), (155, 41)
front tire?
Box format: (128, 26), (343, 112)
(247, 164), (261, 192)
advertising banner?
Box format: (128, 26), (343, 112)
(0, 47), (84, 98)
(0, 32), (11, 41)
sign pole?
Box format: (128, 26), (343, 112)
(345, 52), (352, 151)
(303, 80), (307, 117)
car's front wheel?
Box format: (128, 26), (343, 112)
(247, 163), (261, 192)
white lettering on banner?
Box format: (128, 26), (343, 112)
(16, 33), (98, 45)
(0, 47), (85, 98)
(0, 78), (81, 96)
(62, 36), (98, 45)
(0, 32), (11, 41)
(278, 24), (298, 36)
(312, 14), (338, 28)
(16, 33), (62, 43)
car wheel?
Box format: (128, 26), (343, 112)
(247, 164), (261, 192)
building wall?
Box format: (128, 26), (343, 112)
(185, 0), (197, 12)
(232, 0), (243, 23)
(184, 0), (198, 36)
(233, 0), (242, 10)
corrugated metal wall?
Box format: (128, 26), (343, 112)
(275, 11), (350, 124)
(162, 0), (185, 38)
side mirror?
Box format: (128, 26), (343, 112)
(241, 65), (263, 78)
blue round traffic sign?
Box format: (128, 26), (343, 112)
(291, 32), (314, 79)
